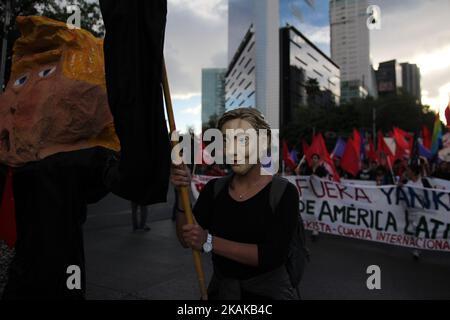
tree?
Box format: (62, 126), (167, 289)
(305, 78), (321, 107)
(202, 113), (220, 133)
(282, 92), (441, 153)
(1, 0), (104, 88)
(1, 0), (103, 37)
(304, 77), (336, 109)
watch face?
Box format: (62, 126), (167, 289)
(203, 242), (213, 253)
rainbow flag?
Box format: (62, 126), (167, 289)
(431, 113), (443, 156)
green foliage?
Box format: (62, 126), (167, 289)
(202, 113), (220, 133)
(1, 0), (103, 88)
(1, 0), (104, 37)
(282, 93), (440, 150)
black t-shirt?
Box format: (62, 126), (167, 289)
(193, 178), (299, 280)
(301, 164), (328, 178)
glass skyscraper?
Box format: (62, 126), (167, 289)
(227, 0), (280, 129)
(201, 68), (226, 128)
(227, 0), (340, 128)
(330, 0), (377, 101)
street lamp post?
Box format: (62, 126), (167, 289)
(373, 105), (377, 148)
(0, 0), (12, 92)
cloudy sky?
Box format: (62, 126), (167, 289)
(165, 0), (450, 133)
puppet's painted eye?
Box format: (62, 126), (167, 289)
(38, 66), (56, 78)
(14, 75), (28, 87)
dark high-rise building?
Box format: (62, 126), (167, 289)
(401, 63), (421, 103)
(227, 0), (338, 129)
(376, 60), (403, 96)
(280, 26), (340, 127)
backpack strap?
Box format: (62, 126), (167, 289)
(269, 176), (289, 214)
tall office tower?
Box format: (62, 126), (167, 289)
(228, 0), (254, 64)
(227, 0), (280, 129)
(376, 60), (403, 96)
(201, 68), (226, 129)
(226, 27), (256, 110)
(330, 0), (376, 101)
(401, 63), (421, 103)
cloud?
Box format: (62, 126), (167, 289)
(410, 45), (450, 76)
(164, 0), (228, 134)
(370, 0), (450, 114)
(301, 24), (330, 46)
(172, 93), (201, 101)
(168, 0), (227, 22)
(180, 105), (201, 115)
(422, 82), (450, 121)
(165, 0), (228, 98)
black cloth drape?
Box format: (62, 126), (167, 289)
(1, 148), (113, 299)
(1, 0), (171, 298)
(100, 0), (170, 205)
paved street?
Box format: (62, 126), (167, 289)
(84, 189), (450, 300)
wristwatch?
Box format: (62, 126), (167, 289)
(202, 233), (213, 253)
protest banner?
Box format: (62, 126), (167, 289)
(191, 175), (450, 252)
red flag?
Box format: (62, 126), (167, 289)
(306, 134), (340, 181)
(305, 136), (321, 167)
(445, 101), (450, 128)
(302, 139), (310, 156)
(377, 131), (394, 166)
(341, 137), (360, 177)
(282, 140), (297, 170)
(367, 138), (378, 162)
(0, 168), (17, 248)
(353, 129), (361, 151)
(422, 126), (432, 150)
(393, 127), (412, 160)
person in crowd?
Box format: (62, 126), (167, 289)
(333, 156), (347, 179)
(370, 160), (379, 172)
(302, 154), (328, 240)
(401, 162), (433, 260)
(356, 159), (375, 181)
(302, 154), (329, 178)
(284, 165), (295, 176)
(433, 161), (450, 180)
(131, 202), (150, 232)
(171, 108), (304, 300)
(295, 159), (309, 176)
(375, 166), (393, 186)
(393, 159), (407, 184)
(419, 157), (431, 178)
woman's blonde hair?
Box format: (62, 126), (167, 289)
(217, 108), (271, 132)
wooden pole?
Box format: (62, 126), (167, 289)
(161, 60), (208, 300)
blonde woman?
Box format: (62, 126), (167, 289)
(171, 108), (306, 300)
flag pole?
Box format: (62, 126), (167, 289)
(162, 59), (208, 300)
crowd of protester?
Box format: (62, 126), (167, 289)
(293, 153), (450, 186)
